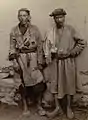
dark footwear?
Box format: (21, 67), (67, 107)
(67, 107), (74, 119)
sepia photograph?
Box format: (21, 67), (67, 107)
(0, 0), (88, 120)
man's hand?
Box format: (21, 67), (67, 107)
(9, 53), (18, 60)
(45, 56), (52, 65)
(38, 64), (43, 70)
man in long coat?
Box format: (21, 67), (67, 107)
(44, 8), (86, 119)
(9, 8), (46, 116)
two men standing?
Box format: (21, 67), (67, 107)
(9, 8), (86, 119)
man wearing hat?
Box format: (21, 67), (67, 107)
(44, 8), (86, 118)
(9, 8), (46, 116)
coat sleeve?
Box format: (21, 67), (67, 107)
(43, 32), (52, 64)
(70, 27), (87, 57)
(35, 27), (44, 65)
(43, 32), (50, 57)
(9, 28), (17, 60)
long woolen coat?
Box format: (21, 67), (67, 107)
(9, 24), (43, 86)
(44, 24), (86, 99)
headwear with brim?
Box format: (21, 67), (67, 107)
(18, 8), (30, 16)
(49, 8), (67, 17)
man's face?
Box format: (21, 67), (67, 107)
(18, 11), (30, 25)
(54, 15), (65, 27)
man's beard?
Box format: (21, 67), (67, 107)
(20, 20), (30, 27)
(21, 21), (27, 25)
(56, 22), (64, 28)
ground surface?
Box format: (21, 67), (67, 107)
(0, 103), (88, 120)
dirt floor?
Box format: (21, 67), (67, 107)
(0, 103), (88, 120)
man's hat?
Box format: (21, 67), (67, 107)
(49, 8), (67, 17)
(18, 8), (30, 16)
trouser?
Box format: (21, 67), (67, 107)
(19, 81), (47, 102)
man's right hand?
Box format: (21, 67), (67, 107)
(9, 53), (17, 60)
(46, 57), (52, 65)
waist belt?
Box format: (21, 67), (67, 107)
(16, 48), (37, 53)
